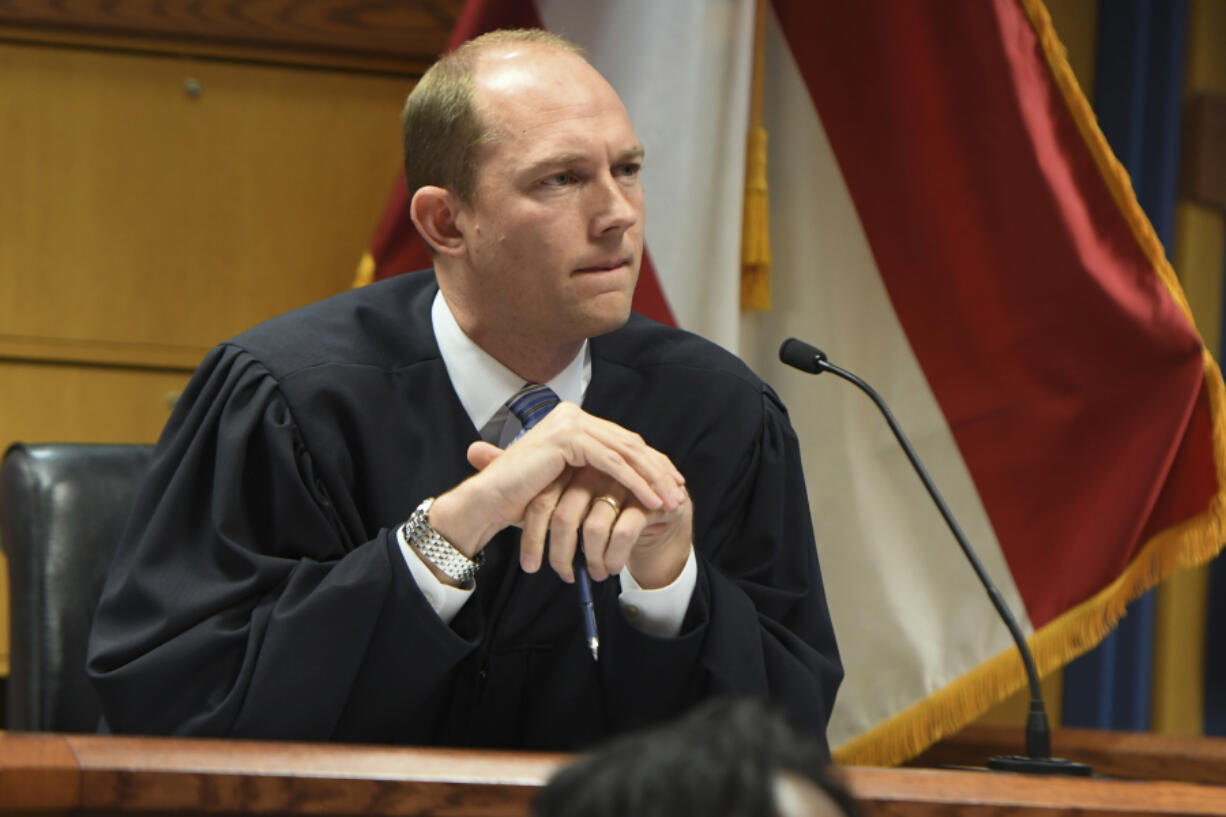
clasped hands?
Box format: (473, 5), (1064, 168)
(427, 402), (692, 589)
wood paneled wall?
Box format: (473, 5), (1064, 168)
(0, 44), (413, 368)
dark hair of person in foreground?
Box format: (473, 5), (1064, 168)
(532, 697), (858, 817)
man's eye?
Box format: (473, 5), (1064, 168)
(615, 163), (641, 180)
(542, 172), (574, 186)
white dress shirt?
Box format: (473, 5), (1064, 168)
(397, 290), (696, 637)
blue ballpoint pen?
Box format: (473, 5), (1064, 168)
(574, 552), (600, 661)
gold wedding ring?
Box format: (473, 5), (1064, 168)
(593, 495), (621, 514)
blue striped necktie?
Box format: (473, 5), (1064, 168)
(508, 384), (560, 439)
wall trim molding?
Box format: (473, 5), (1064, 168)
(0, 0), (462, 74)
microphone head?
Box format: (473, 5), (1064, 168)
(779, 338), (828, 374)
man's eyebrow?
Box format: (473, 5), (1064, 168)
(526, 152), (586, 172)
(525, 146), (645, 173)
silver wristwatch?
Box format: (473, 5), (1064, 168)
(401, 497), (483, 585)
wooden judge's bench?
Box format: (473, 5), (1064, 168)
(4, 726), (1226, 817)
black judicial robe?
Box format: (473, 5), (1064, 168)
(87, 270), (842, 751)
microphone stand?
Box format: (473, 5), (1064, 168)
(780, 338), (1090, 775)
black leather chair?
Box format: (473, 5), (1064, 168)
(0, 443), (152, 732)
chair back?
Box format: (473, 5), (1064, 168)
(0, 443), (152, 732)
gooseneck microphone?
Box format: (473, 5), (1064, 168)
(780, 338), (1091, 776)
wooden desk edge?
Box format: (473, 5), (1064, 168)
(910, 723), (1226, 786)
(842, 766), (1226, 816)
(2, 734), (568, 816)
(4, 733), (1226, 816)
(0, 733), (81, 810)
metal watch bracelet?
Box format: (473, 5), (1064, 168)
(401, 497), (483, 585)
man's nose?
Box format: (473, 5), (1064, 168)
(589, 174), (640, 237)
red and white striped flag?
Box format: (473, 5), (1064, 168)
(363, 0), (1226, 765)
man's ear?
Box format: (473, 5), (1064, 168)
(410, 186), (466, 257)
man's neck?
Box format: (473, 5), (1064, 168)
(466, 327), (583, 385)
(435, 294), (578, 386)
(437, 282), (584, 384)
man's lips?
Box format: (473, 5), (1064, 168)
(575, 258), (632, 273)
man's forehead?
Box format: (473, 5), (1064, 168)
(474, 58), (637, 146)
(470, 44), (581, 99)
(474, 48), (572, 94)
(471, 44), (626, 118)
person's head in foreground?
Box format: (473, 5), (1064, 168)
(533, 698), (857, 817)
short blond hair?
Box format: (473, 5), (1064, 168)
(401, 29), (585, 203)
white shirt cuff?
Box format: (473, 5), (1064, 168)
(397, 524), (473, 624)
(618, 547), (697, 638)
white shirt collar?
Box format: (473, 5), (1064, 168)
(431, 289), (589, 432)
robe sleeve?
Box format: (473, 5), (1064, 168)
(86, 344), (478, 739)
(594, 385), (842, 751)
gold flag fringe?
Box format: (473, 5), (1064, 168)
(352, 251), (376, 289)
(832, 0), (1226, 768)
(742, 124), (772, 310)
(740, 0), (772, 311)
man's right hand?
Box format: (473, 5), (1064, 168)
(426, 401), (686, 580)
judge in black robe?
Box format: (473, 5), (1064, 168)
(87, 269), (841, 751)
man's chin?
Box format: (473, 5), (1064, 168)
(587, 316), (632, 339)
(584, 293), (635, 336)
(554, 284), (636, 341)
